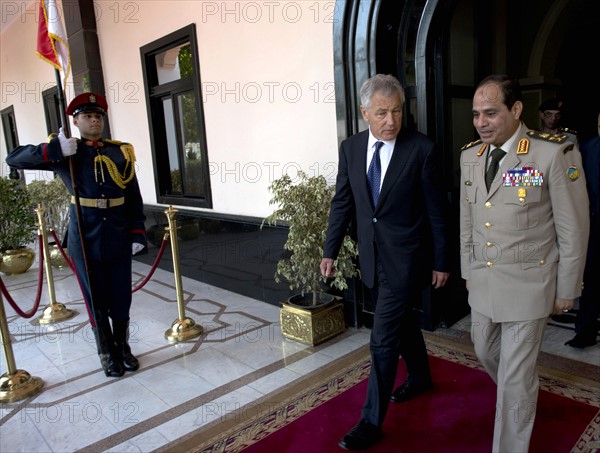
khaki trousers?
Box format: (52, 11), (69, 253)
(471, 309), (548, 453)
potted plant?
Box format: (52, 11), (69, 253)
(262, 171), (359, 345)
(0, 177), (37, 275)
(26, 177), (71, 267)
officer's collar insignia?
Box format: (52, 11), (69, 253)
(476, 143), (487, 157)
(89, 94), (96, 103)
(517, 138), (529, 154)
(566, 165), (579, 181)
(81, 138), (103, 147)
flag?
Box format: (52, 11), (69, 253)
(36, 0), (71, 83)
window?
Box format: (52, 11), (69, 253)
(42, 86), (60, 135)
(1, 105), (21, 180)
(141, 24), (211, 208)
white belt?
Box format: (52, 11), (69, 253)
(71, 196), (125, 209)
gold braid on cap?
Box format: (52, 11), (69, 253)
(93, 144), (136, 189)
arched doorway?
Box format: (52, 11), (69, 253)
(333, 0), (600, 330)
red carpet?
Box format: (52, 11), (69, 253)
(188, 339), (599, 453)
(240, 355), (598, 453)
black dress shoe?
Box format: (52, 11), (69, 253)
(339, 419), (381, 450)
(390, 380), (433, 403)
(565, 333), (598, 349)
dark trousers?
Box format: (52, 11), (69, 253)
(575, 231), (600, 339)
(73, 256), (133, 327)
(361, 262), (431, 427)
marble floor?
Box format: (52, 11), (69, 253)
(0, 260), (598, 452)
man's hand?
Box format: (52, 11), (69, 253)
(432, 271), (450, 289)
(132, 243), (145, 255)
(553, 298), (574, 315)
(320, 258), (335, 278)
(58, 127), (77, 157)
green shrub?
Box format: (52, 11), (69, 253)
(0, 177), (37, 251)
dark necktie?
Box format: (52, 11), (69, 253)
(485, 148), (506, 191)
(368, 141), (384, 206)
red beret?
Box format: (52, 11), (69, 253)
(65, 92), (108, 116)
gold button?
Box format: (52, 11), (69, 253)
(519, 197), (525, 204)
(486, 261), (493, 268)
(486, 242), (493, 248)
(466, 197), (470, 202)
(485, 222), (492, 228)
(485, 202), (492, 208)
(539, 259), (545, 265)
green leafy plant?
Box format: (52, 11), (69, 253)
(262, 171), (359, 305)
(26, 177), (71, 241)
(0, 177), (37, 251)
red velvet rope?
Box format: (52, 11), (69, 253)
(49, 230), (170, 294)
(0, 230), (170, 322)
(0, 235), (45, 319)
(132, 233), (169, 293)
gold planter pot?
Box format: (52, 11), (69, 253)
(0, 247), (36, 275)
(280, 294), (346, 346)
(48, 244), (69, 268)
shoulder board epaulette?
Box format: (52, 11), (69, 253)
(563, 144), (574, 153)
(120, 142), (136, 161)
(104, 139), (124, 145)
(561, 127), (578, 134)
(47, 133), (57, 142)
(461, 139), (482, 151)
(526, 130), (567, 144)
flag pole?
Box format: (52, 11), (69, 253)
(53, 69), (98, 328)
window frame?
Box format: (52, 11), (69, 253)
(42, 86), (60, 135)
(140, 24), (212, 208)
(1, 105), (23, 180)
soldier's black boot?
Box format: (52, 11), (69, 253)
(113, 319), (139, 372)
(92, 325), (124, 377)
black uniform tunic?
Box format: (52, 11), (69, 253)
(7, 136), (146, 324)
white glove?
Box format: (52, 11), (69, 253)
(58, 127), (77, 157)
(132, 243), (145, 255)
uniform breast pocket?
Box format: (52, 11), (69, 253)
(502, 187), (542, 229)
(465, 185), (477, 204)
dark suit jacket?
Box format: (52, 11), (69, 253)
(324, 128), (449, 298)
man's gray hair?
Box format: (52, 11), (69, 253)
(360, 74), (405, 108)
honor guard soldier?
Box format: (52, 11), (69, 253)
(6, 92), (147, 378)
(460, 76), (589, 452)
(539, 97), (579, 145)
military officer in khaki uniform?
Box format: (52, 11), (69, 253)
(538, 97), (579, 145)
(459, 75), (589, 453)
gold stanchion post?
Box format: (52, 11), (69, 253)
(163, 205), (203, 343)
(0, 291), (44, 403)
(34, 205), (76, 324)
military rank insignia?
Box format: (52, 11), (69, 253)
(503, 167), (544, 187)
(516, 138), (529, 154)
(527, 130), (568, 143)
(566, 165), (579, 181)
(460, 139), (482, 151)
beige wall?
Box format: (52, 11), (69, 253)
(1, 1), (339, 218)
(0, 0), (65, 183)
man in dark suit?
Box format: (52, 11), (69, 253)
(320, 74), (450, 450)
(566, 111), (600, 348)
